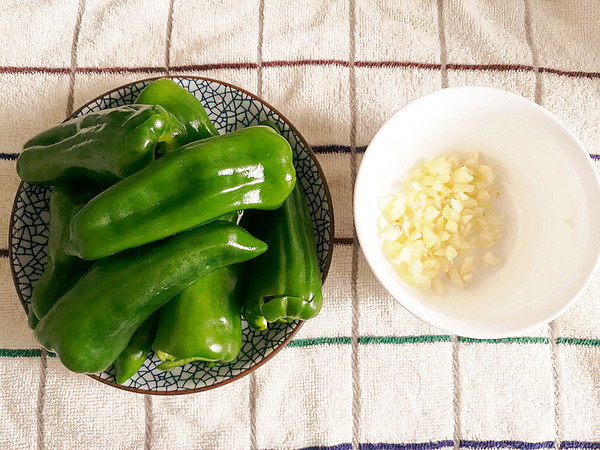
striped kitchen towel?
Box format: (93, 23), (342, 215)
(1, 0), (600, 449)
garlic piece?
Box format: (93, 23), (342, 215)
(378, 153), (503, 295)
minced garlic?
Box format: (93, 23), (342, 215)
(378, 152), (503, 296)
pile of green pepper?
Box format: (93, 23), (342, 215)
(18, 79), (324, 383)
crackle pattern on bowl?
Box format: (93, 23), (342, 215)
(10, 77), (332, 393)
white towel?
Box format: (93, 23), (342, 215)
(1, 1), (600, 449)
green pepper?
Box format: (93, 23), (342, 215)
(113, 85), (224, 380)
(27, 307), (39, 330)
(154, 264), (241, 370)
(35, 221), (267, 373)
(29, 187), (94, 321)
(17, 104), (185, 186)
(258, 120), (280, 133)
(240, 183), (323, 330)
(153, 212), (242, 370)
(66, 125), (296, 260)
(135, 78), (218, 152)
(114, 312), (159, 384)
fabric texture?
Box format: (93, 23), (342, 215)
(1, 0), (600, 449)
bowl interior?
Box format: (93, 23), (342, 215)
(11, 77), (333, 393)
(355, 87), (600, 338)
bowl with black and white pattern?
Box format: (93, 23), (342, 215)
(9, 76), (334, 394)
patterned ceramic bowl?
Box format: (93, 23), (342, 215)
(10, 76), (334, 394)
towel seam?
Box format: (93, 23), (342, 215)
(436, 0), (448, 89)
(524, 1), (560, 447)
(349, 0), (361, 449)
(436, 1), (458, 448)
(249, 373), (258, 450)
(256, 0), (264, 99)
(65, 0), (86, 118)
(144, 395), (153, 450)
(164, 0), (175, 75)
(36, 350), (47, 450)
(249, 1), (265, 448)
(142, 4), (175, 448)
(548, 323), (562, 449)
(37, 1), (86, 447)
(523, 0), (543, 105)
(451, 336), (460, 450)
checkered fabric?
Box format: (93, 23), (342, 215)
(1, 1), (600, 449)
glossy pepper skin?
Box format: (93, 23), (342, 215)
(17, 104), (185, 186)
(66, 126), (296, 260)
(114, 312), (159, 384)
(154, 264), (241, 370)
(240, 183), (323, 330)
(153, 213), (243, 370)
(135, 78), (218, 151)
(35, 222), (267, 374)
(30, 187), (94, 321)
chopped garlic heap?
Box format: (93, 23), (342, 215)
(378, 152), (503, 296)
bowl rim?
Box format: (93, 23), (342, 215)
(354, 86), (600, 339)
(9, 75), (335, 395)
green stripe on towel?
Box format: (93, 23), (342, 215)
(458, 337), (549, 345)
(287, 337), (352, 348)
(0, 349), (44, 357)
(556, 337), (600, 347)
(1, 336), (599, 358)
(359, 335), (452, 345)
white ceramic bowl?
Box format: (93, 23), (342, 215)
(355, 87), (600, 339)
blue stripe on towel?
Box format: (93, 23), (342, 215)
(360, 442), (453, 450)
(295, 444), (353, 450)
(561, 443), (600, 449)
(460, 440), (553, 449)
(0, 152), (18, 161)
(311, 145), (367, 154)
(293, 442), (600, 450)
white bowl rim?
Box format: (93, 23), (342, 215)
(354, 86), (600, 339)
